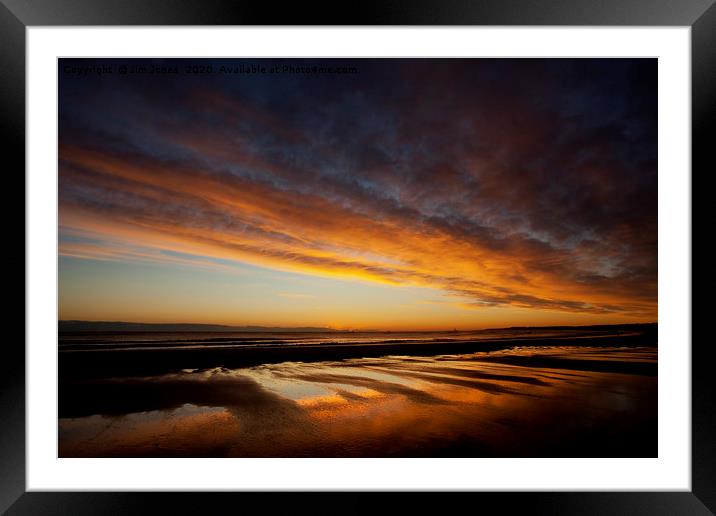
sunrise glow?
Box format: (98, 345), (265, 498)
(59, 58), (657, 330)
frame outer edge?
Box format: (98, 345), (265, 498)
(0, 1), (26, 515)
(0, 0), (715, 26)
(2, 492), (715, 515)
(692, 1), (716, 513)
(4, 0), (713, 513)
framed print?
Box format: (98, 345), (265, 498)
(4, 0), (712, 513)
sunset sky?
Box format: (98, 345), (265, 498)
(58, 58), (657, 330)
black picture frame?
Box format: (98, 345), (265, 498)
(3, 1), (711, 513)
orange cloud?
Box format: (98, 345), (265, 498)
(59, 141), (656, 320)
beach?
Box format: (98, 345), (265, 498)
(59, 324), (657, 457)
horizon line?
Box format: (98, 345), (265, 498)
(58, 319), (658, 333)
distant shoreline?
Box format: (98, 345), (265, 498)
(58, 320), (338, 333)
(58, 320), (657, 334)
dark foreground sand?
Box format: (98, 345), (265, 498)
(59, 328), (656, 379)
(58, 328), (657, 458)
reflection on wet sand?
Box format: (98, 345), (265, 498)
(59, 346), (657, 457)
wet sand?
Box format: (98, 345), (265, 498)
(59, 341), (657, 458)
(59, 328), (656, 379)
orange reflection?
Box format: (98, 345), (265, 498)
(59, 347), (657, 457)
